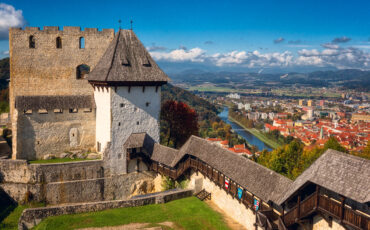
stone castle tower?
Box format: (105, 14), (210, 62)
(8, 26), (169, 167)
(87, 30), (169, 173)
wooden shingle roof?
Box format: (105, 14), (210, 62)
(15, 95), (95, 111)
(88, 30), (170, 86)
(277, 149), (370, 205)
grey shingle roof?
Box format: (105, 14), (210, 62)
(151, 144), (179, 167)
(172, 136), (293, 203)
(123, 133), (155, 156)
(15, 95), (95, 111)
(277, 149), (370, 205)
(88, 30), (170, 85)
(124, 133), (370, 205)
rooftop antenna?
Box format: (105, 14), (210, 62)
(130, 19), (133, 30)
(118, 19), (122, 30)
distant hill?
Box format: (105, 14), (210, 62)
(170, 69), (370, 91)
(161, 84), (219, 121)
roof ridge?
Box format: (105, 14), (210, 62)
(104, 29), (122, 82)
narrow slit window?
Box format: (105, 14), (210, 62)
(56, 37), (62, 48)
(29, 35), (35, 48)
(54, 109), (63, 113)
(79, 37), (85, 49)
(69, 108), (78, 113)
(83, 108), (92, 113)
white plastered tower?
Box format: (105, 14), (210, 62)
(88, 30), (169, 174)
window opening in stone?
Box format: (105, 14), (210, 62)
(29, 35), (35, 48)
(56, 37), (62, 48)
(76, 64), (90, 79)
(79, 37), (85, 49)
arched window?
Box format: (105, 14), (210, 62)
(56, 37), (62, 49)
(29, 35), (35, 48)
(79, 37), (85, 49)
(76, 64), (90, 79)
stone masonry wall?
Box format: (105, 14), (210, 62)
(189, 171), (264, 230)
(0, 159), (158, 205)
(9, 26), (115, 158)
(16, 109), (96, 160)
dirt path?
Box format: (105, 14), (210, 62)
(205, 200), (247, 230)
(79, 222), (175, 230)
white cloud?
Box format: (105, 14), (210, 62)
(149, 44), (370, 70)
(2, 50), (9, 55)
(150, 47), (206, 62)
(0, 3), (26, 40)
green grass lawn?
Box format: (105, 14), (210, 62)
(0, 203), (45, 230)
(34, 197), (230, 230)
(29, 158), (98, 164)
(228, 116), (281, 149)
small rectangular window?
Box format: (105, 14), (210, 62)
(136, 121), (139, 125)
(69, 108), (78, 113)
(54, 109), (63, 113)
(24, 109), (32, 114)
(120, 103), (125, 108)
(83, 108), (92, 113)
(146, 102), (150, 107)
(38, 109), (48, 114)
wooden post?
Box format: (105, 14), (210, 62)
(340, 196), (345, 222)
(315, 185), (319, 210)
(297, 195), (301, 221)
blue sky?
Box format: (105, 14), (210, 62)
(0, 0), (369, 73)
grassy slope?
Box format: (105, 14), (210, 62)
(0, 203), (45, 230)
(28, 158), (97, 164)
(228, 116), (281, 149)
(34, 197), (229, 230)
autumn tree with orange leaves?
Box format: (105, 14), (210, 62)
(161, 100), (198, 149)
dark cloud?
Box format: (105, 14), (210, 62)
(288, 40), (301, 44)
(204, 41), (213, 45)
(147, 43), (167, 51)
(273, 37), (285, 44)
(332, 36), (351, 43)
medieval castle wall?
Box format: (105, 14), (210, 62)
(0, 159), (158, 205)
(9, 26), (115, 159)
(16, 108), (96, 160)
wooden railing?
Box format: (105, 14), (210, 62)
(149, 156), (369, 230)
(283, 191), (370, 230)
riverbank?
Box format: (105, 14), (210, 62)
(228, 116), (281, 149)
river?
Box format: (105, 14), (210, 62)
(218, 107), (273, 151)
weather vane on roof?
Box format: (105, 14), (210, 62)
(130, 19), (133, 31)
(118, 19), (122, 30)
